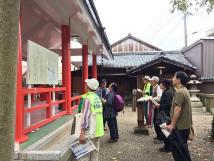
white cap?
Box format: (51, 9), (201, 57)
(85, 78), (99, 91)
(150, 76), (159, 82)
(143, 75), (150, 80)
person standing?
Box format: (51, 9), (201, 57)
(96, 79), (108, 99)
(155, 79), (173, 152)
(167, 71), (192, 161)
(79, 78), (104, 161)
(97, 79), (108, 130)
(103, 83), (119, 143)
(137, 76), (152, 127)
(149, 76), (163, 143)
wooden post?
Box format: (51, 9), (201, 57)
(61, 25), (72, 114)
(92, 54), (97, 79)
(15, 10), (28, 142)
(82, 44), (88, 94)
(0, 0), (21, 160)
(132, 89), (137, 112)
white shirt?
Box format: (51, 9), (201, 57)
(153, 84), (162, 102)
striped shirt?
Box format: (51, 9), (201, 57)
(81, 98), (91, 129)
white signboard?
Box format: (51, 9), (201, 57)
(27, 40), (59, 85)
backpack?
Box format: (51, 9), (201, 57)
(114, 94), (124, 112)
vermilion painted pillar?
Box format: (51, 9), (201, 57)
(82, 45), (88, 94)
(92, 54), (97, 79)
(61, 25), (72, 114)
(15, 10), (28, 142)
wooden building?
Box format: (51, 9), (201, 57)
(111, 33), (162, 53)
(72, 34), (196, 104)
(182, 38), (214, 93)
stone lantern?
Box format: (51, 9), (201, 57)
(188, 75), (203, 108)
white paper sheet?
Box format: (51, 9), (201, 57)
(160, 122), (171, 138)
(70, 138), (96, 159)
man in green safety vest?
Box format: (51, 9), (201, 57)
(137, 76), (152, 127)
(79, 78), (104, 161)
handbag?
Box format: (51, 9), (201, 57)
(188, 126), (195, 141)
(70, 113), (82, 139)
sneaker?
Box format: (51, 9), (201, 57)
(159, 147), (171, 153)
(154, 139), (164, 144)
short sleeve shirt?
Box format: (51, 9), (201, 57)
(170, 86), (192, 130)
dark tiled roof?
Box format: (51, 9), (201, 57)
(200, 77), (214, 81)
(89, 51), (196, 69)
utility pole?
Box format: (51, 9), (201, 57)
(184, 12), (188, 47)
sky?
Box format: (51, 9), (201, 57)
(93, 0), (214, 51)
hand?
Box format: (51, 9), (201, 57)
(166, 124), (174, 133)
(147, 97), (152, 101)
(103, 99), (107, 103)
(155, 104), (160, 108)
(137, 88), (142, 92)
(79, 131), (86, 144)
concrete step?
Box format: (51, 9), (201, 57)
(192, 107), (211, 115)
(15, 115), (76, 161)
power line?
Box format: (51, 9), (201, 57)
(144, 5), (170, 34)
(157, 15), (184, 46)
(184, 12), (187, 47)
(164, 25), (214, 49)
(144, 13), (180, 39)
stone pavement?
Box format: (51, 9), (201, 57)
(99, 107), (214, 161)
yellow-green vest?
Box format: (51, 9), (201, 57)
(143, 83), (151, 96)
(86, 92), (104, 138)
(78, 94), (88, 113)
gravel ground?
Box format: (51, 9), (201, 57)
(99, 107), (214, 161)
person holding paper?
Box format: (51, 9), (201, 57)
(154, 79), (173, 152)
(149, 76), (163, 143)
(167, 71), (192, 161)
(137, 75), (152, 127)
(79, 78), (104, 161)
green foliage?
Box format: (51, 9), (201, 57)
(170, 0), (214, 13)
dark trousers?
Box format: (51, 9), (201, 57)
(169, 129), (192, 161)
(106, 117), (119, 140)
(162, 133), (171, 150)
(103, 118), (107, 127)
(154, 110), (164, 140)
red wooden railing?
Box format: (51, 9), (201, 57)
(15, 87), (81, 142)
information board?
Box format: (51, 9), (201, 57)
(27, 40), (59, 85)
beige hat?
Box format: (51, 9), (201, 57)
(143, 75), (150, 80)
(150, 76), (159, 82)
(85, 78), (99, 91)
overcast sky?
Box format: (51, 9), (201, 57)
(93, 0), (214, 51)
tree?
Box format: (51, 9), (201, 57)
(170, 0), (214, 13)
(0, 1), (20, 161)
